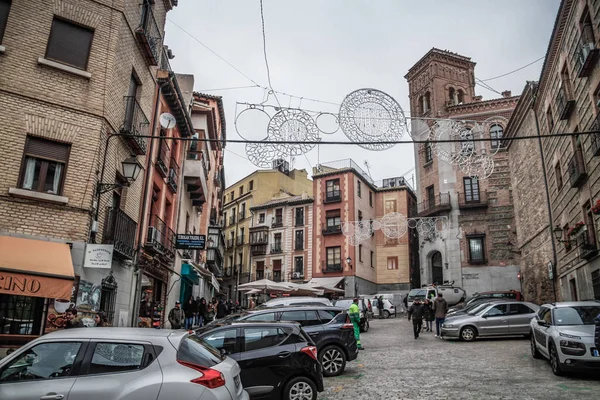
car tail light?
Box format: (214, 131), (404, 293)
(342, 314), (353, 329)
(301, 346), (318, 361)
(177, 360), (226, 388)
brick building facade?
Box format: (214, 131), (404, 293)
(0, 0), (178, 345)
(405, 49), (521, 296)
(507, 0), (600, 303)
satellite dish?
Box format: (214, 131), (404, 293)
(159, 113), (176, 129)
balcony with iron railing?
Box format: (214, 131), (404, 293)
(238, 210), (246, 221)
(226, 238), (234, 249)
(102, 207), (137, 259)
(295, 239), (304, 251)
(236, 235), (245, 246)
(271, 244), (282, 254)
(167, 157), (179, 193)
(210, 207), (218, 225)
(324, 190), (342, 204)
(323, 261), (343, 273)
(557, 86), (575, 121)
(256, 269), (265, 280)
(272, 216), (283, 228)
(146, 214), (175, 259)
(120, 96), (148, 155)
(589, 113), (600, 157)
(417, 192), (451, 217)
(574, 225), (598, 260)
(135, 2), (163, 65)
(251, 244), (267, 256)
(574, 35), (599, 78)
(567, 149), (587, 187)
(458, 191), (488, 210)
(272, 270), (282, 282)
(322, 222), (342, 235)
(156, 138), (170, 177)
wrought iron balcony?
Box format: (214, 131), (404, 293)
(324, 191), (342, 204)
(226, 238), (234, 249)
(324, 262), (342, 273)
(272, 271), (282, 282)
(458, 191), (488, 209)
(236, 235), (245, 246)
(271, 245), (282, 254)
(251, 244), (267, 256)
(120, 96), (148, 155)
(156, 138), (170, 178)
(256, 269), (265, 280)
(272, 217), (283, 228)
(294, 239), (304, 251)
(146, 214), (175, 259)
(574, 36), (599, 78)
(167, 157), (179, 193)
(417, 192), (451, 217)
(568, 149), (587, 187)
(229, 216), (236, 226)
(322, 223), (342, 235)
(574, 225), (598, 260)
(238, 210), (246, 221)
(589, 113), (600, 157)
(135, 2), (163, 65)
(103, 207), (137, 259)
(557, 86), (575, 121)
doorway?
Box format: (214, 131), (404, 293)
(431, 251), (443, 285)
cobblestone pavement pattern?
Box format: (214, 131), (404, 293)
(320, 317), (600, 400)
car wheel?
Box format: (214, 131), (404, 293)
(459, 326), (477, 342)
(549, 343), (564, 376)
(284, 376), (317, 400)
(319, 345), (346, 377)
(530, 333), (542, 359)
(383, 310), (390, 319)
(360, 320), (369, 333)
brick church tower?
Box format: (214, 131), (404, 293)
(404, 49), (521, 295)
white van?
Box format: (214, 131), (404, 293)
(406, 285), (466, 308)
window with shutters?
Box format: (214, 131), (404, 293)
(45, 18), (94, 70)
(19, 137), (70, 195)
(0, 0), (11, 45)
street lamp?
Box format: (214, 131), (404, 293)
(553, 225), (575, 244)
(97, 156), (144, 194)
(207, 237), (215, 248)
(346, 256), (352, 269)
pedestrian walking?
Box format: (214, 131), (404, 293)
(183, 295), (196, 329)
(348, 298), (364, 350)
(433, 293), (449, 337)
(403, 294), (408, 312)
(65, 307), (84, 329)
(249, 294), (256, 310)
(423, 298), (434, 332)
(94, 311), (109, 327)
(216, 298), (227, 319)
(197, 297), (208, 327)
(408, 299), (425, 339)
(168, 301), (185, 329)
(194, 296), (201, 325)
(377, 295), (384, 319)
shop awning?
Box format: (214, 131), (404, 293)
(306, 277), (346, 293)
(181, 263), (200, 285)
(0, 236), (75, 299)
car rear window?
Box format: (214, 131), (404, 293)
(318, 309), (339, 323)
(178, 335), (223, 368)
(244, 327), (289, 351)
(245, 312), (276, 321)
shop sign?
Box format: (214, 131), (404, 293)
(84, 244), (114, 269)
(212, 274), (220, 293)
(176, 234), (206, 250)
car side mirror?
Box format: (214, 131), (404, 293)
(481, 314), (488, 319)
(537, 320), (549, 327)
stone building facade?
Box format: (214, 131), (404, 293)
(405, 49), (521, 296)
(0, 0), (178, 345)
(249, 193), (314, 284)
(311, 159), (418, 297)
(507, 0), (600, 303)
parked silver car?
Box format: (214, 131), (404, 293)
(0, 328), (249, 400)
(441, 301), (539, 341)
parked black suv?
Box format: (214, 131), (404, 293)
(195, 321), (324, 400)
(220, 306), (358, 376)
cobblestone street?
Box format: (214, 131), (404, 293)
(321, 317), (600, 400)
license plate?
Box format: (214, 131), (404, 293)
(234, 375), (241, 388)
(592, 348), (600, 357)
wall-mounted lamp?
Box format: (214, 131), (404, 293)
(97, 156), (144, 194)
(346, 256), (352, 269)
(552, 225), (576, 245)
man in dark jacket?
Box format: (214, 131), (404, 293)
(433, 293), (449, 338)
(168, 301), (185, 329)
(377, 296), (384, 319)
(65, 307), (85, 329)
(216, 299), (227, 319)
(408, 299), (425, 339)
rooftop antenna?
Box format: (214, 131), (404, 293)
(363, 160), (373, 178)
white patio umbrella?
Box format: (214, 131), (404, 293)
(238, 279), (296, 292)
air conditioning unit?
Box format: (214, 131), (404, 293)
(147, 226), (162, 245)
(292, 272), (303, 279)
(582, 42), (596, 58)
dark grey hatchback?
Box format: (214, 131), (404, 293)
(217, 306), (358, 377)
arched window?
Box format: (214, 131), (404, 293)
(424, 92), (431, 113)
(418, 95), (424, 115)
(457, 89), (465, 104)
(431, 252), (443, 285)
(449, 88), (456, 105)
(490, 124), (503, 149)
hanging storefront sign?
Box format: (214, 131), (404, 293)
(212, 274), (220, 293)
(84, 244), (114, 269)
(175, 234), (206, 250)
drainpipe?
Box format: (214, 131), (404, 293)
(532, 97), (558, 302)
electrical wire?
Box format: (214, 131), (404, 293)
(475, 78), (503, 96)
(198, 85), (261, 92)
(481, 56), (545, 82)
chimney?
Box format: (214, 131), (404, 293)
(502, 90), (512, 98)
(473, 95), (483, 102)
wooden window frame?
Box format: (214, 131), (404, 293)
(18, 137), (71, 196)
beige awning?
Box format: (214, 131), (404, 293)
(0, 236), (75, 299)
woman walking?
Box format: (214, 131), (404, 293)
(197, 297), (208, 327)
(423, 298), (434, 332)
(183, 295), (196, 329)
(94, 311), (109, 327)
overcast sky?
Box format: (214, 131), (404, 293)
(164, 0), (560, 189)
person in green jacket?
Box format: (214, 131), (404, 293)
(348, 298), (364, 350)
